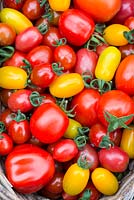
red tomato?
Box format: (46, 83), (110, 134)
(30, 102), (69, 143)
(70, 88), (101, 127)
(0, 109), (13, 129)
(59, 9), (95, 46)
(124, 16), (134, 30)
(0, 89), (13, 107)
(5, 144), (55, 194)
(53, 139), (78, 162)
(115, 55), (134, 96)
(3, 0), (24, 10)
(0, 133), (13, 156)
(119, 44), (134, 59)
(62, 191), (78, 200)
(0, 23), (16, 46)
(98, 146), (129, 172)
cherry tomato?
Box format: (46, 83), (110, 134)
(0, 89), (14, 107)
(119, 44), (134, 59)
(0, 23), (16, 46)
(3, 0), (24, 10)
(0, 109), (13, 129)
(124, 16), (134, 30)
(0, 133), (13, 156)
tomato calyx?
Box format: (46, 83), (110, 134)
(77, 155), (91, 169)
(52, 62), (64, 76)
(52, 38), (67, 47)
(104, 111), (134, 133)
(95, 23), (106, 35)
(79, 189), (91, 200)
(38, 0), (47, 7)
(29, 91), (44, 107)
(74, 127), (89, 148)
(99, 135), (114, 149)
(0, 122), (6, 138)
(22, 59), (32, 77)
(11, 110), (26, 122)
(37, 23), (49, 35)
(123, 29), (134, 44)
(0, 46), (15, 64)
(89, 79), (112, 94)
(82, 72), (93, 88)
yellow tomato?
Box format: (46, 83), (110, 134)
(0, 8), (33, 33)
(95, 46), (121, 81)
(120, 125), (134, 159)
(0, 66), (28, 89)
(48, 0), (71, 11)
(49, 73), (84, 98)
(63, 163), (90, 196)
(64, 118), (82, 139)
(103, 24), (130, 46)
(91, 167), (119, 195)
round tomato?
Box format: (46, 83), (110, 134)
(0, 133), (13, 156)
(0, 23), (16, 46)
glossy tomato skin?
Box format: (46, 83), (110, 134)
(30, 102), (69, 143)
(5, 144), (55, 194)
(115, 55), (134, 96)
(3, 0), (24, 10)
(70, 88), (101, 127)
(59, 9), (95, 46)
(74, 0), (121, 22)
(0, 133), (13, 156)
(124, 16), (134, 30)
(98, 146), (129, 172)
(0, 23), (16, 46)
(0, 109), (13, 129)
(0, 89), (14, 107)
(119, 44), (134, 59)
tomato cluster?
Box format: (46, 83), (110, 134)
(0, 0), (134, 199)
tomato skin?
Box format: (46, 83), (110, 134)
(0, 66), (27, 89)
(53, 139), (78, 162)
(5, 144), (55, 194)
(74, 0), (121, 22)
(0, 133), (13, 156)
(0, 8), (33, 34)
(49, 73), (84, 98)
(30, 102), (69, 144)
(91, 167), (119, 195)
(124, 16), (134, 30)
(63, 163), (90, 196)
(0, 23), (16, 46)
(3, 0), (24, 10)
(0, 89), (13, 107)
(115, 55), (134, 96)
(120, 125), (134, 158)
(98, 146), (129, 172)
(95, 46), (121, 81)
(59, 9), (95, 46)
(0, 109), (13, 129)
(119, 44), (134, 59)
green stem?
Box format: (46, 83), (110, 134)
(79, 189), (92, 200)
(52, 63), (64, 76)
(0, 46), (14, 63)
(123, 30), (134, 44)
(29, 91), (44, 107)
(89, 79), (112, 94)
(0, 122), (6, 134)
(37, 23), (48, 35)
(11, 110), (26, 122)
(52, 38), (67, 47)
(77, 156), (91, 169)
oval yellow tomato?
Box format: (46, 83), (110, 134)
(49, 73), (84, 98)
(91, 167), (119, 195)
(103, 24), (130, 46)
(63, 163), (90, 196)
(120, 125), (134, 159)
(0, 66), (28, 89)
(95, 46), (121, 81)
(48, 0), (71, 11)
(0, 8), (33, 34)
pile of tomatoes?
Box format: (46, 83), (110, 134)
(0, 0), (134, 199)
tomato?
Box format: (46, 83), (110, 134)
(40, 93), (56, 105)
(91, 167), (119, 195)
(0, 133), (13, 156)
(119, 44), (134, 59)
(0, 8), (33, 33)
(74, 0), (121, 22)
(95, 46), (121, 81)
(0, 89), (14, 107)
(5, 144), (55, 194)
(115, 55), (134, 96)
(49, 73), (84, 98)
(63, 162), (90, 195)
(124, 16), (134, 30)
(59, 9), (95, 46)
(62, 191), (78, 200)
(48, 0), (71, 11)
(70, 88), (101, 127)
(0, 109), (13, 129)
(120, 125), (134, 158)
(103, 24), (130, 46)
(3, 0), (24, 10)
(96, 43), (109, 56)
(98, 146), (129, 172)
(30, 102), (69, 143)
(0, 23), (16, 46)
(53, 139), (78, 162)
(0, 66), (28, 89)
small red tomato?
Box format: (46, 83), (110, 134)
(0, 133), (13, 156)
(0, 109), (13, 129)
(124, 16), (134, 30)
(3, 0), (24, 10)
(0, 23), (16, 46)
(119, 44), (134, 59)
(0, 89), (14, 107)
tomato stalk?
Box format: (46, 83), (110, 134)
(95, 23), (106, 34)
(29, 91), (44, 107)
(79, 189), (91, 200)
(82, 72), (93, 88)
(52, 38), (67, 47)
(77, 155), (91, 169)
(89, 79), (112, 94)
(37, 23), (48, 34)
(11, 110), (26, 122)
(39, 0), (47, 7)
(123, 29), (134, 44)
(52, 62), (64, 76)
(74, 127), (89, 148)
(99, 135), (114, 149)
(0, 122), (6, 138)
(22, 59), (32, 77)
(42, 8), (54, 22)
(0, 46), (15, 64)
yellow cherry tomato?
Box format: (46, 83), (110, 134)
(103, 24), (130, 46)
(120, 125), (134, 159)
(49, 73), (84, 98)
(0, 66), (28, 89)
(48, 0), (71, 11)
(95, 46), (121, 81)
(64, 118), (82, 139)
(0, 8), (33, 34)
(63, 163), (90, 196)
(91, 167), (119, 195)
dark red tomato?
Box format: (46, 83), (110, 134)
(59, 9), (95, 46)
(49, 11), (62, 26)
(27, 45), (53, 67)
(42, 26), (62, 51)
(15, 26), (44, 53)
(70, 88), (101, 127)
(79, 181), (101, 200)
(8, 119), (31, 144)
(30, 102), (69, 144)
(7, 89), (33, 113)
(54, 45), (76, 70)
(22, 0), (45, 20)
(62, 191), (78, 200)
(74, 143), (99, 171)
(30, 63), (56, 88)
(119, 44), (134, 59)
(3, 0), (24, 10)
(89, 123), (122, 148)
(98, 146), (129, 172)
(53, 139), (78, 162)
(115, 55), (134, 96)
(124, 16), (134, 29)
(97, 90), (134, 128)
(0, 109), (13, 129)
(0, 23), (16, 46)
(28, 135), (44, 147)
(41, 189), (61, 199)
(0, 89), (14, 107)
(0, 133), (13, 156)
(5, 144), (55, 194)
(3, 51), (27, 68)
(74, 48), (98, 77)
